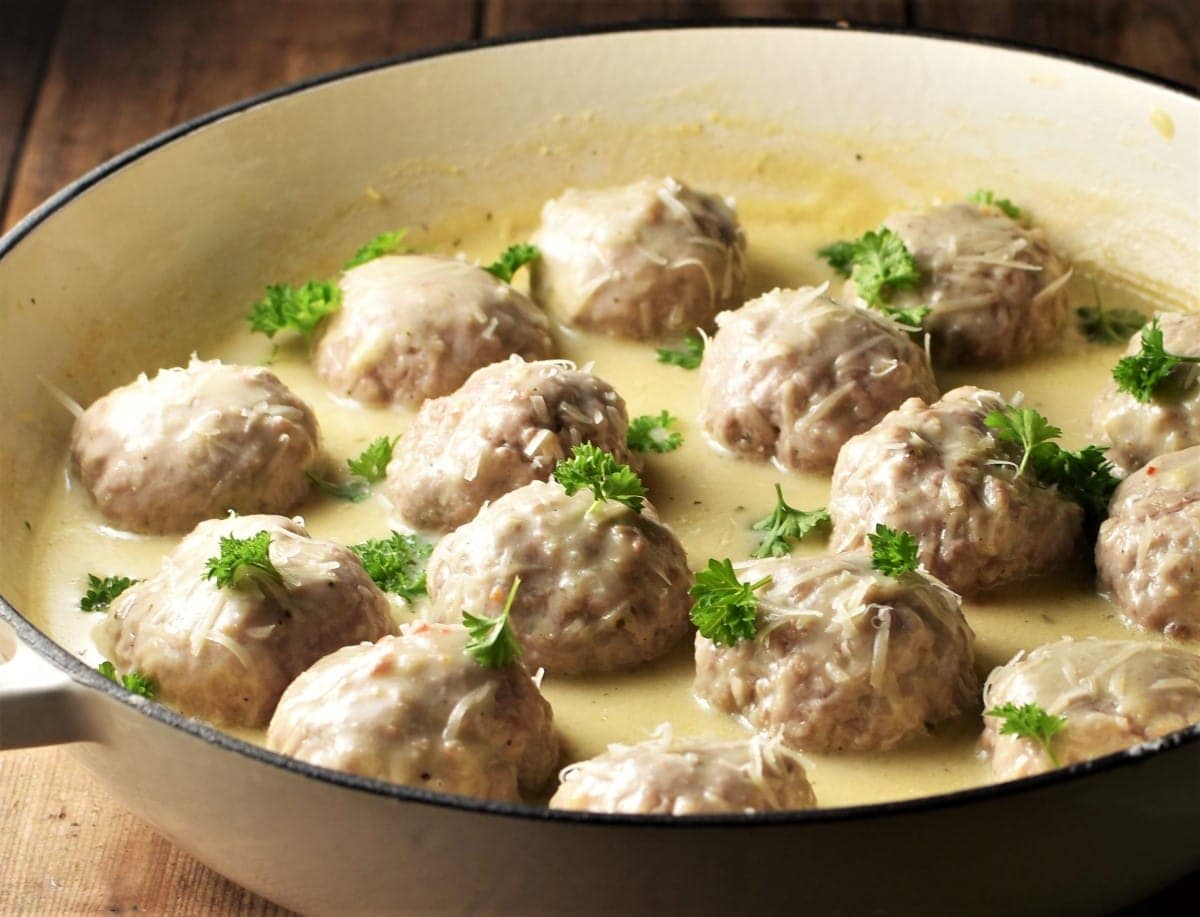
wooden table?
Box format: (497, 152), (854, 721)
(1, 2), (1196, 913)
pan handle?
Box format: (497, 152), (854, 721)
(0, 617), (92, 749)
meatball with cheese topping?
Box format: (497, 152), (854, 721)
(694, 553), (976, 752)
(70, 358), (320, 534)
(699, 285), (939, 472)
(550, 728), (816, 815)
(1092, 312), (1200, 475)
(385, 356), (635, 533)
(424, 479), (691, 674)
(828, 386), (1084, 595)
(1096, 445), (1200, 637)
(98, 514), (394, 727)
(530, 177), (746, 339)
(266, 622), (558, 802)
(855, 201), (1071, 365)
(982, 638), (1200, 780)
(313, 254), (554, 408)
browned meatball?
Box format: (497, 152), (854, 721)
(530, 177), (746, 339)
(385, 356), (635, 533)
(424, 480), (691, 674)
(694, 553), (976, 752)
(267, 622), (559, 802)
(829, 386), (1083, 595)
(98, 514), (395, 727)
(858, 201), (1072, 365)
(1092, 312), (1200, 475)
(1096, 445), (1200, 637)
(982, 638), (1200, 780)
(699, 285), (939, 471)
(70, 358), (319, 534)
(313, 254), (554, 408)
(550, 728), (816, 815)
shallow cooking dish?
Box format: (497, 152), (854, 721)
(1, 25), (1198, 916)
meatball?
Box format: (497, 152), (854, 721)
(694, 553), (976, 752)
(699, 285), (939, 471)
(858, 201), (1072, 365)
(385, 356), (635, 533)
(98, 514), (394, 727)
(550, 728), (816, 815)
(266, 622), (558, 802)
(424, 480), (691, 674)
(982, 638), (1200, 780)
(529, 177), (746, 339)
(313, 254), (554, 408)
(70, 357), (320, 534)
(1092, 312), (1200, 475)
(1095, 445), (1200, 637)
(828, 386), (1083, 595)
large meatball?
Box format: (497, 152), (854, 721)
(266, 622), (558, 802)
(699, 285), (939, 471)
(313, 254), (554, 408)
(1092, 312), (1200, 475)
(1096, 445), (1200, 637)
(70, 358), (320, 534)
(530, 177), (746, 339)
(425, 480), (691, 674)
(982, 638), (1200, 780)
(694, 553), (976, 752)
(859, 201), (1072, 365)
(828, 386), (1084, 595)
(385, 356), (635, 533)
(98, 514), (394, 727)
(550, 728), (816, 815)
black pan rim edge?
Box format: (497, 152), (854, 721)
(1, 18), (1198, 831)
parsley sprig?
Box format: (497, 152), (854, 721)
(309, 435), (399, 502)
(463, 576), (523, 668)
(968, 189), (1022, 219)
(485, 243), (540, 283)
(656, 331), (705, 370)
(553, 444), (647, 514)
(1076, 279), (1146, 345)
(344, 229), (409, 270)
(98, 661), (156, 699)
(985, 701), (1067, 767)
(80, 574), (138, 613)
(351, 531), (432, 601)
(819, 227), (925, 328)
(690, 558), (771, 646)
(203, 531), (283, 593)
(1111, 318), (1200, 403)
(627, 411), (683, 454)
(868, 524), (920, 576)
(247, 281), (341, 340)
(751, 484), (829, 558)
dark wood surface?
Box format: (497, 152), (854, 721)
(0, 1), (1196, 913)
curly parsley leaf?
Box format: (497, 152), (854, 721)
(485, 243), (540, 283)
(881, 303), (932, 330)
(655, 331), (705, 370)
(690, 558), (771, 646)
(80, 574), (138, 613)
(309, 435), (399, 503)
(98, 661), (157, 699)
(247, 280), (341, 340)
(1076, 280), (1147, 345)
(627, 411), (683, 454)
(968, 189), (1022, 220)
(344, 229), (409, 270)
(203, 531), (283, 593)
(751, 484), (830, 558)
(553, 443), (647, 514)
(817, 240), (856, 277)
(985, 701), (1067, 767)
(868, 524), (921, 576)
(463, 576), (523, 668)
(1112, 318), (1200, 403)
(819, 227), (921, 312)
(350, 531), (432, 601)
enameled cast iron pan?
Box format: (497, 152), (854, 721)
(1, 25), (1197, 915)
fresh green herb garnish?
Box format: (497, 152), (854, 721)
(553, 443), (647, 514)
(203, 531), (282, 592)
(79, 574), (138, 613)
(307, 474), (370, 503)
(818, 227), (923, 320)
(626, 411), (683, 454)
(350, 531), (432, 601)
(1111, 318), (1200, 403)
(484, 243), (540, 283)
(344, 229), (409, 270)
(689, 558), (771, 646)
(247, 280), (341, 340)
(868, 524), (921, 576)
(751, 484), (829, 558)
(463, 576), (523, 668)
(308, 435), (399, 503)
(985, 406), (1063, 477)
(655, 331), (705, 370)
(97, 661), (156, 699)
(881, 303), (933, 330)
(985, 701), (1067, 767)
(1076, 279), (1147, 345)
(968, 189), (1022, 219)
